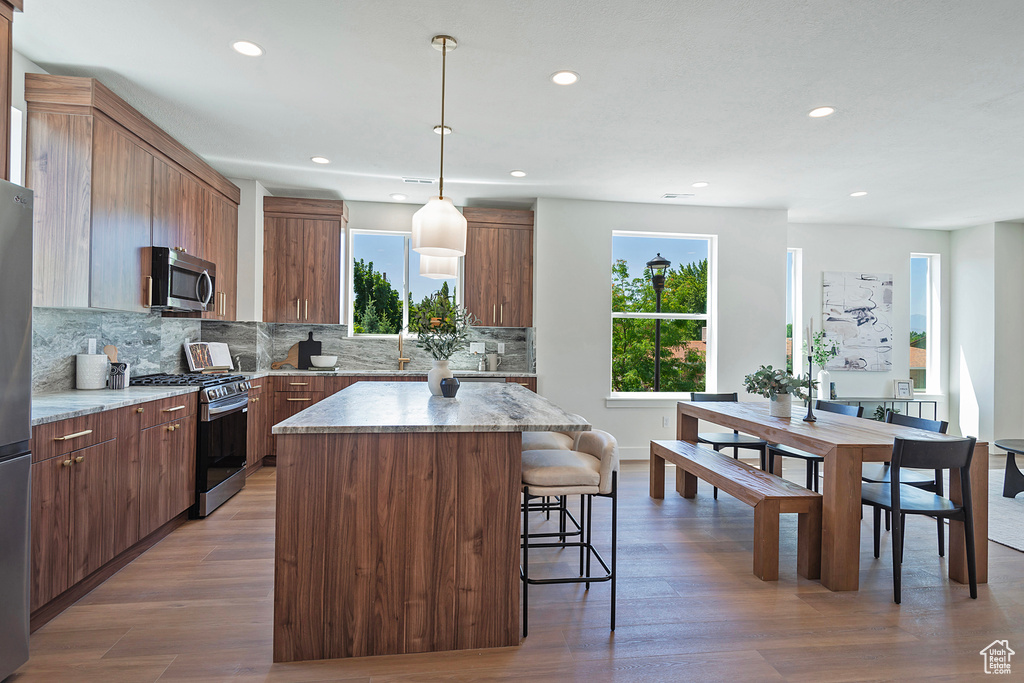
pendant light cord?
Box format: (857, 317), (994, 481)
(439, 37), (447, 199)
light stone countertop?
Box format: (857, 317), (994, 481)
(272, 381), (587, 435)
(245, 369), (536, 379)
(31, 386), (200, 426)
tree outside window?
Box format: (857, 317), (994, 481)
(611, 234), (711, 393)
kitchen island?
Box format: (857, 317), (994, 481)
(270, 381), (589, 662)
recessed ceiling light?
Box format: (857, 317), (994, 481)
(310, 156), (330, 164)
(691, 181), (709, 188)
(433, 125), (452, 135)
(808, 106), (836, 118)
(232, 40), (264, 57)
(390, 193), (408, 201)
(850, 191), (868, 197)
(551, 71), (579, 85)
(510, 170), (527, 178)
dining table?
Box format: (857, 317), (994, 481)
(650, 400), (988, 592)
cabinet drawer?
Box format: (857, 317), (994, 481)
(274, 391), (325, 423)
(32, 410), (119, 462)
(276, 376), (325, 392)
(135, 393), (198, 430)
(506, 377), (537, 392)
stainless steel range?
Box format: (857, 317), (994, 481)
(131, 373), (250, 516)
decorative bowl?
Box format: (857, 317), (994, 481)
(310, 355), (338, 368)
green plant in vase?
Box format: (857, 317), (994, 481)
(806, 330), (840, 400)
(409, 282), (478, 395)
(743, 365), (810, 417)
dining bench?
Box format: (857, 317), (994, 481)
(650, 439), (822, 581)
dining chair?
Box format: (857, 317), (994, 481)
(767, 401), (864, 491)
(862, 411), (949, 555)
(861, 436), (978, 604)
(691, 392), (768, 499)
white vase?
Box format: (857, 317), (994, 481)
(427, 359), (453, 396)
(768, 393), (792, 417)
(817, 369), (832, 399)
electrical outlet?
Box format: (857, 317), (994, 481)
(469, 342), (485, 354)
(497, 343), (505, 354)
(662, 416), (670, 428)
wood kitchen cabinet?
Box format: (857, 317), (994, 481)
(138, 399), (197, 538)
(263, 197), (346, 324)
(26, 74), (240, 312)
(463, 208), (533, 327)
(247, 381), (271, 470)
(203, 192), (238, 320)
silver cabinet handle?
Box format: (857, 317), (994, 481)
(296, 299), (300, 319)
(500, 303), (503, 324)
(54, 429), (92, 442)
(286, 397), (311, 402)
(493, 304), (496, 324)
(305, 299), (309, 320)
(145, 276), (153, 308)
(163, 405), (186, 413)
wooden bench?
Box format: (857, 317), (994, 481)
(651, 439), (822, 581)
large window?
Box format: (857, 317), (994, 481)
(611, 232), (712, 393)
(910, 253), (938, 393)
(348, 230), (457, 336)
(786, 248), (802, 374)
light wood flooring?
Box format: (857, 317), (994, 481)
(12, 460), (1024, 682)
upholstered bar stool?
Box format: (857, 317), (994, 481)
(521, 414), (585, 521)
(520, 429), (619, 637)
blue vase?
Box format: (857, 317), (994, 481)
(440, 377), (460, 398)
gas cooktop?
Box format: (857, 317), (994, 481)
(131, 373), (246, 388)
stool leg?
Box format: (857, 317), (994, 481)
(522, 487), (530, 638)
(559, 496), (567, 543)
(611, 471), (618, 632)
(813, 460), (820, 493)
(579, 495), (585, 576)
(713, 446), (721, 499)
(805, 460), (814, 490)
(585, 493), (593, 589)
(873, 506), (881, 558)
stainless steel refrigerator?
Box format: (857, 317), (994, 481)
(0, 179), (32, 680)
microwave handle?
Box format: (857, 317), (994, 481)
(197, 269), (214, 307)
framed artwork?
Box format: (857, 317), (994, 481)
(822, 271), (893, 372)
(893, 379), (914, 399)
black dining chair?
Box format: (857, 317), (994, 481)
(861, 436), (978, 604)
(767, 401), (864, 491)
(862, 411), (949, 555)
(692, 392), (768, 499)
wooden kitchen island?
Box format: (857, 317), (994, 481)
(270, 381), (589, 662)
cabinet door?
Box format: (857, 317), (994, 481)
(203, 194), (238, 320)
(70, 438), (118, 584)
(116, 405), (144, 552)
(170, 417), (197, 517)
(139, 420), (183, 537)
(181, 171), (208, 259)
(464, 226), (501, 325)
(152, 158), (183, 251)
(247, 385), (268, 468)
(498, 227), (533, 327)
(90, 117), (153, 312)
(303, 219), (341, 323)
(263, 216), (304, 322)
(30, 456), (71, 611)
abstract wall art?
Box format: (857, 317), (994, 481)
(822, 271), (893, 372)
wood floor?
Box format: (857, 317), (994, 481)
(12, 460), (1024, 682)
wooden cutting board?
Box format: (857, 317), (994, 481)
(271, 342), (301, 370)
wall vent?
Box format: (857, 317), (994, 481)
(403, 177), (436, 185)
(661, 193), (695, 199)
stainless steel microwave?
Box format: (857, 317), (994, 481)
(149, 247), (217, 312)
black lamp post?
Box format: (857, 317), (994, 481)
(646, 253), (671, 392)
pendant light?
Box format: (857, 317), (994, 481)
(412, 35), (467, 258)
(419, 255), (459, 279)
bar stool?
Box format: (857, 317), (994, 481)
(520, 429), (619, 637)
(521, 415), (585, 521)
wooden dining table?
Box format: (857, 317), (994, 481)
(649, 401), (988, 592)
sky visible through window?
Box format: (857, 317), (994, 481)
(910, 256), (928, 333)
(352, 233), (451, 305)
(611, 235), (708, 280)
(786, 250), (793, 325)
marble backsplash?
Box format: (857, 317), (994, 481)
(32, 307), (534, 393)
(32, 307), (201, 393)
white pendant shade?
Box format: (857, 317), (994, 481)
(419, 254), (459, 279)
(412, 196), (467, 257)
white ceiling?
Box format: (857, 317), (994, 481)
(13, 0), (1024, 228)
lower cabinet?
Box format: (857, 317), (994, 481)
(506, 377), (537, 392)
(139, 411), (196, 538)
(30, 437), (118, 611)
(247, 381), (271, 469)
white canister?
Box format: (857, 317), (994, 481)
(76, 354), (109, 390)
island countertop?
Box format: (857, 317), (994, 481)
(272, 381), (590, 435)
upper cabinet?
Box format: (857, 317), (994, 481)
(25, 74), (240, 315)
(463, 208), (534, 327)
(263, 197), (346, 324)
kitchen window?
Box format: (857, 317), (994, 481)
(347, 230), (460, 336)
(611, 232), (713, 394)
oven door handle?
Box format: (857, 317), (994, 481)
(204, 395), (249, 420)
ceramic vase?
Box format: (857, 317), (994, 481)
(427, 359), (453, 396)
(816, 369), (831, 399)
(769, 392), (792, 417)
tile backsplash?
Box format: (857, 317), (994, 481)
(32, 307), (534, 393)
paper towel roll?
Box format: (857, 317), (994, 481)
(76, 354), (109, 390)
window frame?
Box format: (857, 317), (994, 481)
(910, 252), (939, 395)
(346, 229), (464, 338)
(787, 247), (804, 376)
(609, 230), (716, 399)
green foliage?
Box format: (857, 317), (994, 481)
(909, 331), (927, 348)
(352, 258), (401, 334)
(872, 405), (900, 421)
(808, 330), (840, 368)
(743, 365), (810, 400)
(410, 281), (477, 360)
(611, 258), (708, 392)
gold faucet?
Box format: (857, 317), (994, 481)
(398, 331), (411, 371)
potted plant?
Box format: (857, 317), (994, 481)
(808, 330), (840, 397)
(409, 282), (477, 396)
(743, 365), (810, 417)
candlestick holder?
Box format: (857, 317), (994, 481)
(803, 354), (816, 422)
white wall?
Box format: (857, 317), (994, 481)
(788, 224), (951, 418)
(993, 222), (1024, 444)
(11, 51), (47, 183)
(230, 178), (271, 321)
(535, 197), (788, 459)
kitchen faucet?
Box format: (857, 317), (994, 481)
(398, 331), (410, 371)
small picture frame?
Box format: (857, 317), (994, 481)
(893, 379), (914, 399)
